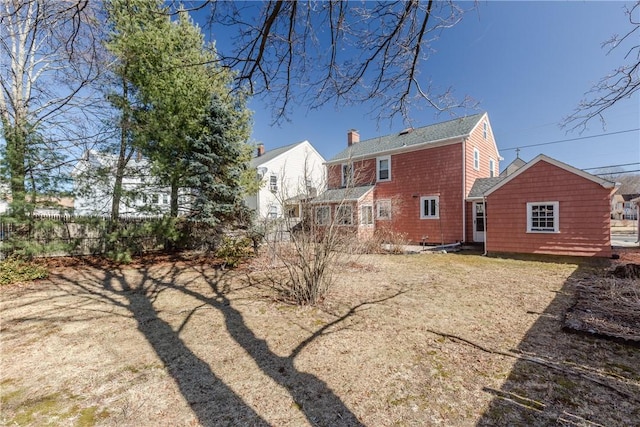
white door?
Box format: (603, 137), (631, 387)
(473, 202), (485, 242)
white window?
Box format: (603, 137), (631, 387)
(473, 148), (480, 170)
(377, 156), (391, 182)
(489, 158), (495, 178)
(269, 175), (278, 192)
(420, 196), (439, 219)
(360, 204), (373, 226)
(335, 205), (353, 225)
(315, 206), (330, 225)
(483, 121), (488, 140)
(341, 163), (353, 187)
(376, 199), (392, 220)
(162, 194), (169, 205)
(268, 205), (278, 219)
(527, 202), (559, 233)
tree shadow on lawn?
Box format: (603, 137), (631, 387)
(475, 256), (640, 426)
(52, 259), (403, 426)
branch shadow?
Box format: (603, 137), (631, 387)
(144, 263), (380, 426)
(476, 258), (640, 426)
(49, 262), (270, 427)
(45, 257), (404, 426)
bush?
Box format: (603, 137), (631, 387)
(215, 235), (253, 269)
(0, 258), (48, 285)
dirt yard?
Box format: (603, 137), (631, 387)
(1, 251), (639, 426)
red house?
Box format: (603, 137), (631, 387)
(469, 155), (616, 258)
(316, 113), (616, 257)
(318, 112), (500, 246)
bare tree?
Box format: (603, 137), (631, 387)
(0, 0), (103, 214)
(188, 0), (477, 123)
(564, 1), (640, 131)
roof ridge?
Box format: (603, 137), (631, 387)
(358, 112), (486, 144)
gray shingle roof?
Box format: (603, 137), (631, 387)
(328, 113), (486, 163)
(311, 185), (374, 204)
(250, 141), (305, 168)
(468, 177), (505, 198)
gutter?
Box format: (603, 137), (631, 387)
(462, 137), (467, 243)
(482, 195), (488, 256)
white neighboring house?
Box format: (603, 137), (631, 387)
(72, 150), (172, 217)
(246, 141), (326, 220)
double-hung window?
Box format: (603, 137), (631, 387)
(336, 205), (353, 225)
(315, 206), (330, 225)
(473, 148), (480, 170)
(377, 200), (392, 220)
(377, 156), (391, 182)
(489, 158), (495, 178)
(360, 204), (373, 226)
(420, 196), (439, 219)
(527, 202), (559, 233)
(341, 163), (353, 187)
(269, 175), (278, 192)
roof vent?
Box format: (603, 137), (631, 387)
(399, 127), (413, 135)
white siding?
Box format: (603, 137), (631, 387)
(249, 141), (326, 219)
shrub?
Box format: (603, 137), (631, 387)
(0, 258), (48, 285)
(215, 235), (253, 269)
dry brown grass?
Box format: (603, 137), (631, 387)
(1, 251), (639, 426)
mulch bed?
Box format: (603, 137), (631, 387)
(564, 252), (640, 347)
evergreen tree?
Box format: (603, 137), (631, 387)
(184, 95), (252, 225)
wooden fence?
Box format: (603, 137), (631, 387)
(0, 214), (167, 259)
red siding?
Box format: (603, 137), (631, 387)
(374, 143), (464, 244)
(465, 118), (500, 196)
(486, 161), (612, 258)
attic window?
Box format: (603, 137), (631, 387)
(399, 127), (413, 135)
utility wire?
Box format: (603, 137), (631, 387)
(593, 169), (640, 176)
(583, 162), (640, 171)
(501, 128), (640, 151)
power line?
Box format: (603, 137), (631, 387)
(593, 169), (640, 176)
(583, 162), (640, 171)
(500, 128), (640, 151)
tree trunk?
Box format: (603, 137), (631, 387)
(170, 179), (179, 218)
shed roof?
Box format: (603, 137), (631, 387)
(311, 185), (374, 204)
(467, 177), (505, 199)
(328, 113), (486, 163)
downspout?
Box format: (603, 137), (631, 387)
(482, 195), (488, 256)
(462, 137), (467, 243)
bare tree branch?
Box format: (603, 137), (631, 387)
(195, 1), (477, 124)
(563, 1), (640, 132)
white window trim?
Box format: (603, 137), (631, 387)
(489, 158), (495, 178)
(267, 205), (278, 219)
(335, 204), (353, 226)
(376, 199), (392, 220)
(360, 204), (374, 226)
(527, 201), (559, 233)
(269, 174), (278, 192)
(376, 155), (391, 182)
(420, 196), (439, 219)
(483, 121), (488, 140)
(315, 206), (330, 225)
(473, 148), (480, 171)
(341, 163), (352, 187)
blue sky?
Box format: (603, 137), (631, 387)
(205, 1), (639, 174)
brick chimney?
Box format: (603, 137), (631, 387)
(257, 144), (265, 157)
(347, 129), (359, 146)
